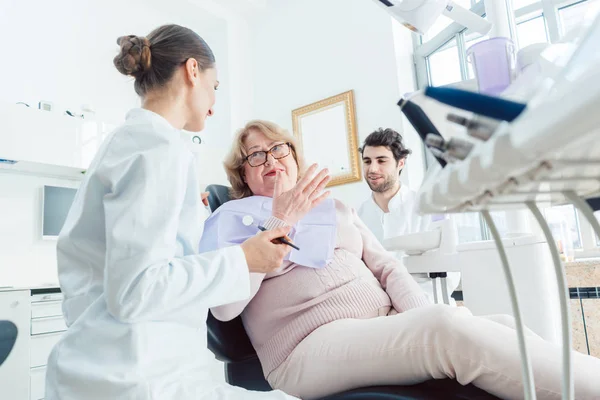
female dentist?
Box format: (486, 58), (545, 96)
(45, 24), (329, 400)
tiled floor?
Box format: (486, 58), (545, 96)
(565, 259), (600, 287)
(456, 260), (600, 356)
(580, 298), (599, 357)
(566, 260), (599, 356)
(571, 299), (590, 355)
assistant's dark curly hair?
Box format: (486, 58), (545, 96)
(359, 128), (412, 163)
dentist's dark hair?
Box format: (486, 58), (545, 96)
(113, 24), (215, 97)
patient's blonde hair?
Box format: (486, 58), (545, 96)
(224, 120), (305, 200)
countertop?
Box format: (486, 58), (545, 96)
(0, 284), (60, 293)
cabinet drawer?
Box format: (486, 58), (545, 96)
(31, 293), (63, 303)
(30, 366), (46, 400)
(31, 301), (62, 319)
(30, 332), (62, 368)
(31, 316), (67, 335)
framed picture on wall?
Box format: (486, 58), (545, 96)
(291, 90), (361, 187)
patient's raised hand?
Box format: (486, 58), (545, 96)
(272, 163), (331, 226)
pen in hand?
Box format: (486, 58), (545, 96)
(257, 225), (300, 251)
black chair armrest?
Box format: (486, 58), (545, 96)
(206, 312), (258, 363)
(0, 320), (18, 366)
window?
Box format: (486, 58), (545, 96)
(561, 205), (582, 249)
(413, 0), (485, 91)
(544, 204), (582, 251)
(513, 0), (540, 7)
(511, 0), (600, 257)
(559, 0), (600, 36)
(427, 38), (462, 86)
(513, 0), (600, 44)
(516, 15), (549, 47)
(412, 1), (501, 243)
(453, 213), (486, 243)
(409, 0), (600, 254)
(488, 211), (510, 238)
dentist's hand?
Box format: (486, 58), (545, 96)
(241, 226), (292, 274)
(272, 164), (331, 226)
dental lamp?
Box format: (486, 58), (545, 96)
(372, 0), (491, 35)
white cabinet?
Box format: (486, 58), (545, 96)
(0, 103), (82, 169)
(30, 333), (61, 369)
(30, 366), (46, 400)
(29, 291), (65, 399)
(0, 288), (65, 400)
(0, 102), (230, 181)
(0, 290), (31, 400)
(30, 317), (67, 336)
(0, 102), (115, 172)
(30, 301), (62, 319)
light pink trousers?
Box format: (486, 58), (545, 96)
(267, 305), (600, 400)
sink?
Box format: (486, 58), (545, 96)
(383, 230), (442, 255)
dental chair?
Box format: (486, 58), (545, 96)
(205, 184), (500, 400)
(0, 321), (18, 366)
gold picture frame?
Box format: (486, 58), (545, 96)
(291, 90), (361, 187)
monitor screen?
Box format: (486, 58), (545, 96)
(42, 185), (77, 238)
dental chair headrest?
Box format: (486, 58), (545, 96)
(206, 184), (232, 212)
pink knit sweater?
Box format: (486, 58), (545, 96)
(211, 199), (431, 377)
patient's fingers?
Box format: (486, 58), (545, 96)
(308, 174), (331, 201)
(294, 164), (319, 193)
(303, 168), (330, 197)
(311, 191), (331, 208)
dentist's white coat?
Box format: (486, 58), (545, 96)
(45, 109), (296, 400)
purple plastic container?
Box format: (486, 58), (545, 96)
(466, 37), (516, 95)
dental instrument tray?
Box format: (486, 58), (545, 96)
(415, 16), (600, 215)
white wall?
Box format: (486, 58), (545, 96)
(0, 0), (238, 381)
(0, 0), (425, 288)
(0, 0), (231, 147)
(0, 0), (235, 288)
(0, 0), (425, 276)
(0, 174), (78, 287)
(247, 0), (422, 209)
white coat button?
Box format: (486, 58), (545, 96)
(242, 215), (254, 226)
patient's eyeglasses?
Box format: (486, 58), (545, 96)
(245, 143), (292, 167)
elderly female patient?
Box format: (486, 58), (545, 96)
(199, 120), (600, 400)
